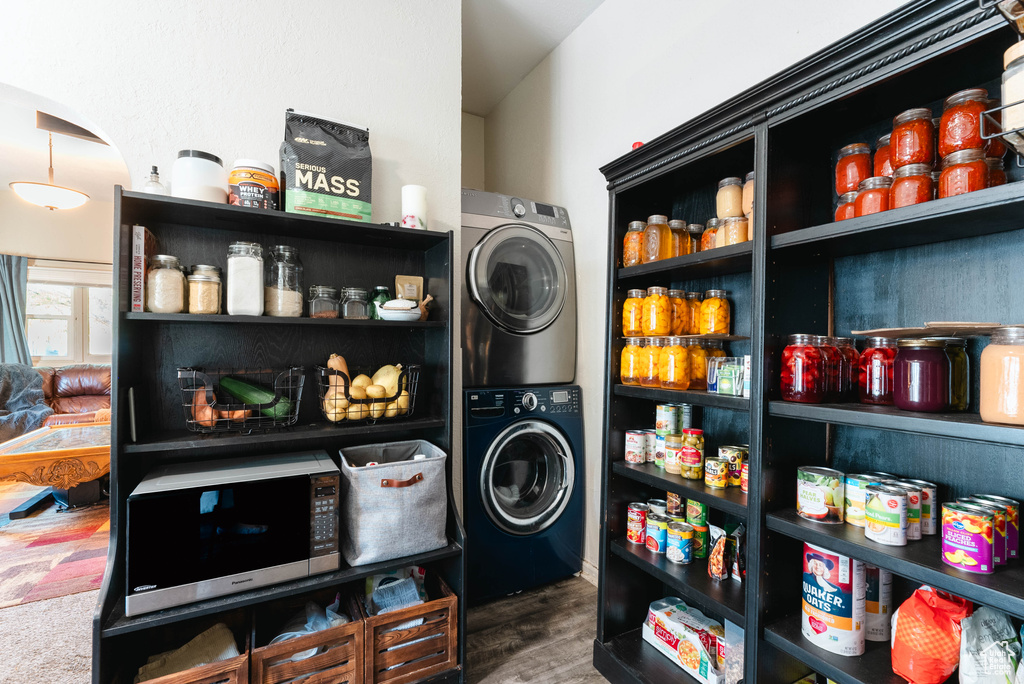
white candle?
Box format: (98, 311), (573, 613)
(402, 185), (428, 230)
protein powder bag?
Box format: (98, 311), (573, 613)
(280, 109), (372, 222)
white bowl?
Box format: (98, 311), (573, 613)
(376, 303), (422, 321)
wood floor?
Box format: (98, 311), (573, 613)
(465, 576), (606, 684)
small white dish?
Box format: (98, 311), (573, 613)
(375, 302), (421, 321)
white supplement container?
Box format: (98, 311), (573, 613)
(172, 150), (227, 203)
(226, 242), (263, 316)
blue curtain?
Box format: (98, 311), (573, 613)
(0, 255), (31, 364)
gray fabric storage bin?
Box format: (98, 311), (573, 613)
(338, 439), (448, 566)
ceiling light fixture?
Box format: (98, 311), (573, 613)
(9, 131), (89, 210)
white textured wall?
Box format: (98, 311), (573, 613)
(461, 113), (485, 190)
(0, 194), (116, 263)
(484, 0), (911, 571)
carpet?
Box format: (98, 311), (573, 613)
(0, 588), (95, 684)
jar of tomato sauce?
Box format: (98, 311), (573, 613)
(640, 337), (665, 388)
(643, 215), (673, 263)
(781, 334), (825, 403)
(622, 221), (645, 267)
(939, 148), (987, 199)
(835, 143), (872, 195)
(890, 163), (933, 209)
(854, 176), (892, 217)
(892, 108), (935, 168)
(669, 289), (687, 335)
(986, 99), (1007, 158)
(816, 336), (842, 402)
(621, 337), (645, 385)
(859, 337), (896, 405)
(874, 133), (893, 177)
(622, 288), (645, 337)
(987, 157), (1007, 187)
(684, 292), (702, 335)
(833, 337), (860, 401)
(669, 220), (689, 258)
(642, 286), (671, 336)
(939, 88), (988, 158)
(702, 219), (720, 251)
(835, 191), (858, 222)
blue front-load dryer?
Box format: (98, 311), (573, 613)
(464, 385), (584, 606)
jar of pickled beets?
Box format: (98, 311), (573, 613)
(781, 334), (825, 403)
(890, 163), (933, 209)
(894, 339), (949, 412)
(835, 143), (871, 195)
(859, 337), (896, 405)
(939, 88), (988, 158)
(835, 191), (858, 222)
(892, 108), (935, 168)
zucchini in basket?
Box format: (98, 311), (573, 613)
(218, 376), (293, 419)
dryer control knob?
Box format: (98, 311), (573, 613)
(512, 202), (526, 217)
(522, 392), (538, 410)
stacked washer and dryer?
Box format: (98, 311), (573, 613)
(461, 189), (584, 605)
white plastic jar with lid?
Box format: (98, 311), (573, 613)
(147, 255), (185, 313)
(226, 242), (263, 315)
(172, 150), (227, 203)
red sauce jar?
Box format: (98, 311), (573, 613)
(854, 176), (892, 217)
(986, 99), (1007, 158)
(939, 148), (987, 199)
(859, 337), (897, 405)
(987, 157), (1007, 187)
(892, 108), (935, 169)
(890, 163), (933, 209)
(835, 143), (871, 195)
(835, 191), (858, 222)
(874, 133), (893, 177)
(781, 334), (825, 403)
(939, 88), (988, 158)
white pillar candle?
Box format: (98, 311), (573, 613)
(401, 185), (428, 230)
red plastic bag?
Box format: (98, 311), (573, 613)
(891, 586), (973, 684)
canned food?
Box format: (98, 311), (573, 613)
(625, 430), (646, 464)
(705, 458), (729, 489)
(901, 479), (938, 536)
(691, 523), (710, 559)
(960, 498), (1006, 565)
(887, 481), (921, 541)
(686, 500), (708, 526)
(727, 460), (743, 487)
(646, 513), (671, 553)
(656, 404), (679, 435)
(655, 434), (666, 468)
(802, 543), (866, 656)
(666, 492), (683, 516)
(741, 462), (749, 493)
(972, 495), (1019, 558)
(864, 564), (893, 642)
(676, 403), (695, 430)
(643, 430), (657, 463)
(942, 502), (995, 574)
(648, 499), (668, 516)
(718, 445), (748, 463)
(867, 472), (896, 480)
(865, 484), (908, 546)
(666, 521), (694, 564)
(844, 474), (884, 528)
(797, 466), (845, 524)
(627, 502), (649, 545)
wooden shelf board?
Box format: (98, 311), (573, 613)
(124, 312), (445, 327)
(614, 385), (750, 411)
(617, 242), (753, 281)
(594, 628), (705, 684)
(613, 462), (748, 518)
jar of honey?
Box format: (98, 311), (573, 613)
(987, 157), (1007, 187)
(640, 337), (666, 388)
(892, 108), (935, 169)
(939, 88), (988, 158)
(890, 163), (933, 209)
(686, 224), (704, 254)
(659, 337), (691, 390)
(685, 292), (703, 335)
(874, 133), (893, 177)
(939, 148), (988, 199)
(716, 177), (744, 219)
(700, 290), (730, 335)
(835, 143), (871, 195)
(835, 191), (858, 222)
(687, 340), (709, 390)
(642, 286), (671, 336)
(854, 176), (892, 217)
(669, 289), (687, 336)
(623, 288), (645, 337)
(701, 219), (720, 251)
(668, 219), (690, 258)
(622, 220), (645, 267)
(621, 337), (645, 385)
(721, 216), (749, 246)
(643, 215), (673, 263)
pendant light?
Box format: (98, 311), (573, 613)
(9, 131), (90, 210)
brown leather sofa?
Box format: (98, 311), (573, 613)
(36, 364), (111, 426)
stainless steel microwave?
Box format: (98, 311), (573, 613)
(125, 450), (340, 616)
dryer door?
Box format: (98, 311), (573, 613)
(479, 419), (575, 536)
(467, 224), (567, 334)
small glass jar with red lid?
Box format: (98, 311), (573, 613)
(854, 176), (892, 217)
(874, 133), (893, 177)
(835, 191), (858, 222)
(987, 157), (1007, 187)
(986, 99), (1008, 158)
(859, 337), (897, 405)
(832, 337), (860, 402)
(939, 88), (988, 158)
(894, 339), (950, 413)
(890, 163), (933, 209)
(835, 143), (872, 195)
(816, 336), (842, 402)
(939, 148), (988, 199)
(781, 334), (826, 403)
(892, 108), (935, 168)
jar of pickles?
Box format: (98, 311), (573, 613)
(987, 157), (1007, 187)
(894, 339), (949, 413)
(835, 191), (858, 221)
(669, 220), (689, 257)
(939, 148), (988, 198)
(659, 337), (691, 390)
(621, 337), (644, 385)
(833, 337), (860, 401)
(859, 337), (897, 405)
(980, 326), (1024, 425)
(816, 336), (842, 402)
(939, 88), (988, 158)
(623, 288), (645, 336)
(643, 215), (673, 263)
(890, 163), (933, 209)
(721, 216), (749, 246)
(854, 176), (892, 217)
(642, 287), (671, 335)
(942, 337), (969, 412)
(702, 219), (720, 251)
(623, 220), (645, 267)
(669, 289), (687, 335)
(685, 292), (703, 335)
(699, 290), (730, 335)
(836, 143), (872, 195)
(892, 108), (935, 168)
(874, 133), (893, 177)
(679, 429), (705, 480)
(688, 340), (709, 390)
(716, 177), (744, 218)
(781, 334), (825, 403)
(686, 224), (704, 254)
(640, 337), (666, 388)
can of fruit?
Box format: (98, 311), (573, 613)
(686, 500), (708, 526)
(901, 479), (937, 536)
(624, 430), (646, 464)
(741, 462), (749, 493)
(643, 430), (657, 463)
(666, 491), (683, 516)
(797, 466), (845, 524)
(655, 404), (679, 435)
(646, 513), (670, 554)
(942, 502), (995, 574)
(960, 498), (1006, 565)
(886, 481), (921, 541)
(865, 484), (908, 546)
(655, 434), (666, 468)
(648, 498), (668, 516)
(972, 494), (1019, 558)
(666, 521), (693, 564)
(705, 458), (729, 489)
(691, 523), (709, 559)
(627, 502), (649, 545)
(844, 474), (884, 528)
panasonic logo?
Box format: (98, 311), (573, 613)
(134, 585), (158, 592)
(231, 578), (254, 586)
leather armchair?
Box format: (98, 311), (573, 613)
(36, 364), (111, 426)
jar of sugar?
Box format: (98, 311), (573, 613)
(226, 242), (264, 316)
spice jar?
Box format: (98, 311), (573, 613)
(188, 265), (221, 315)
(1004, 42), (1024, 141)
(716, 177), (744, 218)
(660, 337), (691, 390)
(668, 220), (689, 258)
(642, 287), (671, 336)
(987, 157), (1007, 187)
(640, 337), (665, 388)
(264, 245), (303, 317)
(688, 340), (709, 390)
(147, 255), (185, 314)
(742, 171), (755, 216)
(854, 176), (892, 217)
(939, 88), (988, 158)
(701, 219), (720, 251)
(980, 326), (1024, 425)
(309, 285), (340, 318)
(833, 337), (860, 401)
(685, 224), (704, 254)
(679, 429), (705, 480)
(684, 292), (703, 335)
(699, 290), (730, 335)
(941, 338), (969, 412)
(623, 288), (645, 337)
(835, 191), (858, 222)
(226, 241), (263, 316)
(835, 143), (872, 195)
(890, 163), (933, 209)
(664, 433), (683, 475)
(721, 216), (749, 246)
(341, 287), (370, 319)
(643, 214), (673, 263)
(816, 336), (842, 402)
(939, 148), (987, 199)
(623, 220), (645, 267)
(894, 339), (949, 413)
(859, 337), (897, 405)
(986, 99), (1008, 158)
(781, 334), (825, 403)
(874, 134), (893, 177)
(669, 289), (687, 336)
(892, 108), (935, 168)
(621, 337), (645, 385)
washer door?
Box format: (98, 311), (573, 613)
(479, 420), (575, 536)
(467, 224), (567, 334)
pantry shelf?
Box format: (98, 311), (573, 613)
(593, 628), (704, 684)
(767, 509), (1024, 619)
(610, 537), (745, 624)
(767, 401), (1024, 447)
(617, 241), (753, 281)
(613, 462), (748, 518)
(614, 385), (750, 411)
(124, 312), (446, 327)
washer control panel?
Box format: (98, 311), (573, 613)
(466, 387), (581, 418)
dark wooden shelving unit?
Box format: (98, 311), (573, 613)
(618, 241), (752, 280)
(612, 462), (747, 518)
(126, 311), (446, 327)
(613, 385), (750, 411)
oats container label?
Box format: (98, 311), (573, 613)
(802, 542), (866, 656)
(625, 430), (645, 464)
(666, 521), (693, 564)
(647, 499), (667, 516)
(645, 513), (670, 554)
(741, 462), (749, 493)
(686, 500), (708, 526)
(864, 564), (892, 642)
(973, 495), (1019, 558)
(705, 458), (729, 489)
(942, 503), (994, 574)
(666, 492), (682, 516)
(655, 404), (679, 435)
(887, 481), (921, 541)
(865, 484), (908, 546)
(902, 479), (938, 536)
(844, 474), (883, 528)
(691, 523), (709, 559)
(961, 498), (1006, 565)
(627, 502), (649, 545)
(797, 466), (845, 524)
(643, 430), (657, 463)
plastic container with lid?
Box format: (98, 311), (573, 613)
(980, 326), (1024, 425)
(742, 171), (755, 216)
(640, 337), (666, 388)
(226, 241), (263, 316)
(623, 288), (645, 337)
(187, 265), (221, 315)
(621, 337), (645, 385)
(147, 255), (185, 314)
(623, 220), (645, 267)
(939, 148), (988, 199)
(699, 290), (730, 335)
(941, 338), (969, 412)
(684, 292), (703, 335)
(685, 223), (704, 254)
(668, 219), (690, 257)
(833, 337), (860, 401)
(642, 287), (671, 336)
(659, 337), (691, 390)
(721, 216), (749, 246)
(987, 157), (1007, 187)
(890, 163), (933, 209)
(228, 159), (279, 210)
(669, 289), (687, 336)
(874, 134), (893, 177)
(859, 337), (897, 405)
(687, 340), (709, 390)
(781, 334), (825, 403)
(716, 177), (744, 219)
(172, 150), (227, 203)
(702, 219), (720, 251)
(835, 191), (858, 222)
(836, 143), (871, 195)
(892, 109), (935, 169)
(854, 176), (892, 217)
(939, 88), (988, 158)
(894, 339), (949, 412)
(308, 285), (340, 318)
(1004, 42), (1024, 140)
(342, 287), (370, 320)
(643, 215), (673, 263)
(264, 245), (303, 317)
(816, 336), (842, 402)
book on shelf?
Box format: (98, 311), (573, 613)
(131, 225), (157, 312)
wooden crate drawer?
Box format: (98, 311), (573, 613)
(140, 652), (249, 684)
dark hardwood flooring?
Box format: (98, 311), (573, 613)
(466, 576), (605, 684)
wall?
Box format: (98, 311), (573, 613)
(484, 0), (911, 572)
(461, 112), (485, 190)
(0, 193), (116, 264)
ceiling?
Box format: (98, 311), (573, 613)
(462, 0), (605, 117)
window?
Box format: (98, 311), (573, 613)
(25, 262), (112, 366)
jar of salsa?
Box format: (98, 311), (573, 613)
(835, 143), (872, 195)
(894, 339), (949, 413)
(986, 99), (1008, 158)
(659, 337), (691, 390)
(622, 288), (645, 337)
(687, 340), (709, 390)
(890, 163), (933, 209)
(854, 176), (892, 217)
(685, 292), (703, 335)
(939, 148), (987, 199)
(668, 220), (690, 258)
(643, 215), (673, 263)
(816, 336), (842, 402)
(859, 337), (896, 405)
(833, 337), (860, 401)
(980, 326), (1024, 425)
(892, 108), (935, 168)
(721, 216), (749, 246)
(987, 157), (1007, 187)
(941, 337), (969, 412)
(640, 337), (665, 388)
(686, 224), (704, 254)
(874, 133), (893, 177)
(699, 290), (730, 335)
(716, 177), (744, 219)
(669, 289), (687, 335)
(939, 88), (988, 158)
(835, 191), (858, 221)
(621, 337), (644, 385)
(642, 286), (671, 336)
(781, 334), (825, 403)
(701, 219), (720, 251)
(622, 220), (645, 267)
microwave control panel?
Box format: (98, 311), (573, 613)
(310, 474), (339, 557)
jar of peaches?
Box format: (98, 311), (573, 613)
(622, 221), (645, 267)
(669, 289), (687, 335)
(699, 290), (730, 335)
(687, 340), (709, 390)
(622, 288), (645, 336)
(642, 287), (671, 335)
(620, 337), (645, 385)
(705, 338), (726, 360)
(685, 292), (703, 335)
(659, 337), (691, 390)
(640, 337), (665, 388)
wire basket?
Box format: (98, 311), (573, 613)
(316, 364), (420, 425)
(178, 367), (304, 434)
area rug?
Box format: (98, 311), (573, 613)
(0, 482), (42, 519)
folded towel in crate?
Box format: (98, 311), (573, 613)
(135, 623), (239, 682)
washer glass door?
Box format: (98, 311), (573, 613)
(480, 420), (574, 536)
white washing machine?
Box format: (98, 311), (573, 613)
(461, 189), (577, 387)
